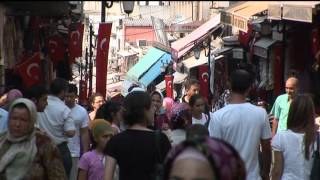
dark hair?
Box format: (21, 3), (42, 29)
(50, 78), (69, 96)
(128, 84), (140, 93)
(11, 102), (28, 111)
(189, 94), (204, 107)
(186, 124), (209, 140)
(25, 84), (48, 101)
(150, 91), (163, 100)
(95, 100), (122, 123)
(184, 78), (200, 91)
(89, 92), (104, 104)
(123, 91), (152, 126)
(230, 69), (253, 94)
(287, 94), (316, 160)
(67, 84), (78, 95)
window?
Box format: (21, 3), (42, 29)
(137, 40), (147, 47)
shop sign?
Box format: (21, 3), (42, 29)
(268, 4), (282, 20)
(283, 5), (313, 23)
(232, 14), (248, 32)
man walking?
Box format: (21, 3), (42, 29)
(270, 77), (299, 136)
(209, 69), (272, 180)
(65, 84), (90, 180)
(38, 78), (76, 177)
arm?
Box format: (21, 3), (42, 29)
(78, 169), (88, 180)
(271, 151), (284, 180)
(272, 118), (279, 137)
(64, 116), (76, 137)
(80, 127), (90, 153)
(104, 155), (117, 180)
(260, 138), (272, 180)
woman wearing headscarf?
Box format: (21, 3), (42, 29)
(169, 102), (192, 146)
(150, 91), (170, 131)
(163, 137), (246, 180)
(0, 98), (67, 180)
(1, 89), (23, 111)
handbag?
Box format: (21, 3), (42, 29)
(310, 132), (320, 180)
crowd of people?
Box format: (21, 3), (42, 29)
(0, 68), (319, 180)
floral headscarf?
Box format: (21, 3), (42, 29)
(163, 137), (246, 180)
(170, 102), (192, 130)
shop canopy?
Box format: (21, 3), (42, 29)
(156, 72), (188, 91)
(222, 1), (271, 32)
(171, 13), (221, 60)
(125, 47), (171, 88)
(182, 50), (224, 72)
(268, 1), (320, 23)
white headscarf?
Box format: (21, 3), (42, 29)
(0, 98), (38, 180)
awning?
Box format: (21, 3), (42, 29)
(183, 51), (208, 71)
(156, 72), (188, 91)
(126, 47), (167, 82)
(254, 38), (277, 58)
(139, 53), (172, 87)
(182, 50), (224, 72)
(171, 13), (221, 60)
(268, 1), (320, 23)
(223, 1), (271, 32)
(117, 50), (138, 57)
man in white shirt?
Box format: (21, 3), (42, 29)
(209, 69), (272, 180)
(65, 84), (90, 180)
(38, 78), (76, 177)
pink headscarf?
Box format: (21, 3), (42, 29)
(163, 97), (174, 119)
(7, 89), (23, 103)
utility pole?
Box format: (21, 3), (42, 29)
(88, 24), (93, 98)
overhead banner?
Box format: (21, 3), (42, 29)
(268, 4), (282, 20)
(283, 4), (314, 23)
(151, 16), (169, 46)
(96, 23), (112, 98)
(165, 74), (173, 98)
(198, 65), (209, 101)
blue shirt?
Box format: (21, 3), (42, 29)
(0, 108), (8, 133)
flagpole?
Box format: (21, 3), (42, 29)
(88, 23), (93, 98)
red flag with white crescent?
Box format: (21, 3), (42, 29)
(17, 52), (42, 87)
(68, 23), (84, 63)
(96, 23), (112, 98)
(198, 65), (209, 101)
(165, 75), (174, 98)
(47, 35), (66, 64)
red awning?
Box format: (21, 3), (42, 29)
(171, 14), (221, 60)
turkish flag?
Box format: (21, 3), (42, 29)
(68, 23), (84, 63)
(47, 35), (66, 64)
(17, 52), (42, 87)
(165, 75), (174, 98)
(96, 23), (112, 98)
(198, 65), (209, 101)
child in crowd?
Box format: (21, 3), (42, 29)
(189, 94), (208, 126)
(78, 119), (114, 180)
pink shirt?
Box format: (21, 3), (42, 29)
(78, 150), (105, 180)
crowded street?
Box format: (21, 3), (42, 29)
(0, 1), (320, 180)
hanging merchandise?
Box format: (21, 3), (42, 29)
(68, 23), (84, 63)
(3, 17), (16, 69)
(312, 28), (320, 72)
(16, 52), (42, 87)
(238, 23), (253, 48)
(96, 23), (112, 98)
(273, 43), (283, 96)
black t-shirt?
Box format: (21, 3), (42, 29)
(105, 129), (172, 180)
